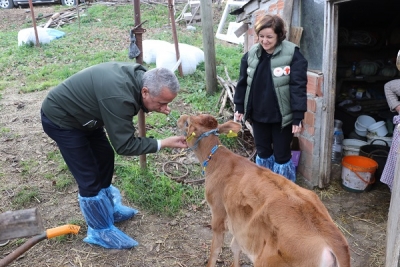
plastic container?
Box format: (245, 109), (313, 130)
(332, 120), (344, 163)
(354, 122), (368, 136)
(342, 139), (368, 156)
(366, 132), (393, 147)
(367, 121), (388, 137)
(359, 140), (390, 180)
(356, 115), (376, 128)
(348, 131), (368, 142)
(341, 155), (378, 192)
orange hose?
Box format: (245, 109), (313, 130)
(46, 224), (80, 239)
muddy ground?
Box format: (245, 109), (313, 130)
(0, 4), (392, 267)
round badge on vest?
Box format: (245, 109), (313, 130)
(273, 67), (283, 77)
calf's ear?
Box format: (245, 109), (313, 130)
(177, 115), (190, 127)
(218, 121), (242, 135)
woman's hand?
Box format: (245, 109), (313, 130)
(292, 122), (303, 134)
(160, 136), (188, 149)
(234, 111), (243, 122)
(395, 104), (400, 114)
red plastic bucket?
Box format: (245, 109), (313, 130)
(341, 155), (378, 192)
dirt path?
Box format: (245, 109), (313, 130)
(0, 76), (392, 267)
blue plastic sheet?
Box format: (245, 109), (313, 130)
(45, 28), (66, 41)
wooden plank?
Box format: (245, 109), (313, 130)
(0, 208), (44, 242)
(200, 0), (217, 94)
(234, 22), (248, 38)
(282, 0), (294, 41)
(385, 149), (400, 267)
(243, 0), (259, 15)
(289, 26), (303, 46)
(319, 2), (339, 188)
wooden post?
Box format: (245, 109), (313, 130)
(200, 0), (218, 95)
(168, 0), (183, 77)
(28, 0), (40, 47)
(133, 0), (147, 169)
(0, 208), (44, 242)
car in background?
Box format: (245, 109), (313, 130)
(0, 0), (76, 9)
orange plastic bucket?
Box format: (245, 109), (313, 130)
(341, 155), (378, 192)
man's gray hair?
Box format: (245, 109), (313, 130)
(142, 68), (180, 96)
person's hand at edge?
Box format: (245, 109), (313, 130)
(160, 136), (188, 149)
(292, 121), (303, 134)
(395, 104), (400, 114)
(234, 111), (243, 122)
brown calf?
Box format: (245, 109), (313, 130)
(177, 114), (350, 267)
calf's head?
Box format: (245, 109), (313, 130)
(177, 114), (241, 147)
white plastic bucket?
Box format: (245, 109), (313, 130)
(342, 139), (369, 156)
(356, 115), (376, 128)
(341, 155), (378, 192)
(367, 121), (388, 137)
(366, 133), (393, 147)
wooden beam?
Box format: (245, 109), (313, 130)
(28, 0), (40, 47)
(200, 0), (217, 94)
(168, 0), (183, 77)
(133, 0), (147, 169)
(0, 208), (44, 242)
(289, 26), (303, 46)
(282, 0), (294, 41)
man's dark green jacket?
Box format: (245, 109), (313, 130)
(41, 62), (158, 156)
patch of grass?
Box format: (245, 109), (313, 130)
(20, 159), (39, 176)
(182, 89), (220, 113)
(12, 186), (40, 208)
(45, 150), (73, 190)
(115, 161), (204, 216)
(47, 150), (69, 172)
(53, 174), (74, 191)
(12, 238), (26, 247)
(0, 127), (10, 133)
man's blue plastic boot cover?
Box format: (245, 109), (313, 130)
(104, 185), (139, 223)
(255, 154), (275, 170)
(78, 190), (138, 249)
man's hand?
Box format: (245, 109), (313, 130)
(160, 136), (188, 149)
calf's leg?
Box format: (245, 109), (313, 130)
(230, 237), (241, 267)
(206, 208), (227, 267)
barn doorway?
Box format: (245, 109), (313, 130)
(334, 0), (400, 143)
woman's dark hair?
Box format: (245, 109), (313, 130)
(255, 15), (287, 43)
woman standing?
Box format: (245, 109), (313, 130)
(234, 15), (308, 182)
(380, 78), (400, 190)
